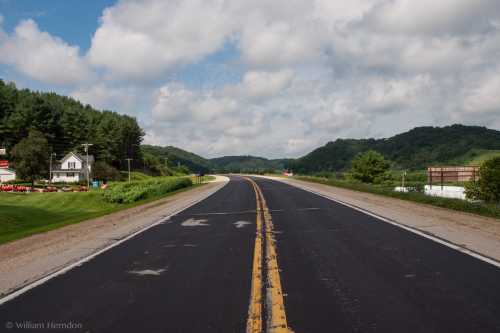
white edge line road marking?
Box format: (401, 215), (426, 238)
(264, 177), (500, 269)
(0, 180), (229, 306)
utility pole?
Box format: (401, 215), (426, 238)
(163, 157), (168, 175)
(49, 152), (56, 185)
(81, 143), (93, 189)
(126, 158), (133, 183)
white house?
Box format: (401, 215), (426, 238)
(52, 152), (94, 183)
(0, 168), (16, 183)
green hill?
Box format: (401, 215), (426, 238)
(452, 149), (500, 166)
(141, 145), (212, 173)
(140, 147), (290, 174)
(289, 125), (500, 173)
(210, 156), (289, 173)
(142, 125), (500, 174)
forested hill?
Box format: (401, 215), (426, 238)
(138, 148), (290, 174)
(0, 80), (144, 169)
(143, 125), (500, 174)
(210, 156), (289, 173)
(141, 145), (213, 173)
(289, 125), (500, 173)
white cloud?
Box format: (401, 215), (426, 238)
(364, 75), (432, 112)
(223, 69), (294, 100)
(464, 69), (500, 114)
(88, 0), (235, 80)
(152, 83), (238, 123)
(364, 0), (500, 36)
(0, 19), (92, 85)
(70, 84), (143, 116)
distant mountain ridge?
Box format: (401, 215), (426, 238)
(142, 125), (500, 174)
(141, 145), (212, 173)
(288, 124), (500, 173)
(210, 156), (290, 173)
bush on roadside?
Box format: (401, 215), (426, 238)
(102, 177), (192, 203)
(348, 150), (392, 184)
(312, 171), (336, 179)
(93, 161), (121, 182)
(465, 156), (500, 204)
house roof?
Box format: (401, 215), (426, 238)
(53, 151), (94, 171)
(59, 152), (94, 164)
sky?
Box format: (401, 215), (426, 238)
(1, 0), (500, 158)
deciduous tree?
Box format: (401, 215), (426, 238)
(465, 156), (500, 204)
(12, 130), (49, 187)
(349, 150), (391, 184)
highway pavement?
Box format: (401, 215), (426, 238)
(1, 175), (500, 332)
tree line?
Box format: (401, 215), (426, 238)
(288, 125), (500, 173)
(0, 80), (144, 170)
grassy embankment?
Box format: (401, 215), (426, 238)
(294, 175), (500, 219)
(0, 175), (215, 245)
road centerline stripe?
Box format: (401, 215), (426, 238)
(245, 177), (292, 333)
(247, 180), (263, 333)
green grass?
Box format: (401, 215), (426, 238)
(120, 171), (154, 181)
(103, 177), (193, 203)
(466, 150), (500, 166)
(0, 177), (205, 245)
(295, 176), (500, 220)
(446, 149), (500, 166)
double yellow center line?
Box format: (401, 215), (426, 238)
(245, 177), (293, 333)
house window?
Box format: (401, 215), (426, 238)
(68, 162), (76, 169)
(67, 173), (75, 177)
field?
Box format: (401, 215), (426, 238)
(0, 176), (210, 245)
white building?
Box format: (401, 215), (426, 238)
(0, 168), (16, 183)
(52, 152), (94, 183)
(424, 185), (466, 200)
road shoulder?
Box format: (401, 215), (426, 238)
(258, 176), (500, 263)
(0, 176), (229, 297)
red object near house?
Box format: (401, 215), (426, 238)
(0, 160), (9, 168)
(0, 185), (32, 192)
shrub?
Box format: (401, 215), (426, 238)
(465, 156), (500, 204)
(349, 150), (391, 184)
(313, 171), (336, 179)
(102, 177), (192, 203)
(93, 162), (121, 182)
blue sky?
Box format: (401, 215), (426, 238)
(0, 0), (113, 50)
(1, 1), (500, 158)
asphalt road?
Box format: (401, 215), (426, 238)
(1, 176), (500, 333)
